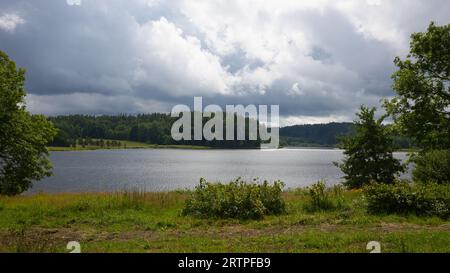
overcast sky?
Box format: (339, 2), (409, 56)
(0, 0), (448, 125)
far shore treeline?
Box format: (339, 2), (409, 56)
(48, 114), (414, 149)
(49, 114), (262, 149)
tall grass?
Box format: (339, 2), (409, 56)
(303, 181), (349, 212)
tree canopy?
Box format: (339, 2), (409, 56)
(384, 22), (450, 150)
(0, 50), (56, 195)
(48, 114), (262, 149)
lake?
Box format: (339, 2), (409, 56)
(28, 148), (411, 193)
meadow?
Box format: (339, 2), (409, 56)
(0, 188), (448, 253)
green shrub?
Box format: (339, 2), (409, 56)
(412, 149), (450, 184)
(182, 178), (286, 220)
(304, 181), (347, 212)
(363, 181), (450, 218)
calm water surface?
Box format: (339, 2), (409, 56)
(29, 148), (411, 193)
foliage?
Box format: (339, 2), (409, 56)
(303, 180), (346, 211)
(0, 50), (56, 195)
(335, 106), (404, 189)
(364, 181), (450, 218)
(182, 178), (286, 219)
(279, 122), (354, 147)
(384, 22), (450, 150)
(48, 114), (261, 148)
(305, 180), (332, 211)
(412, 149), (450, 184)
(50, 116), (415, 149)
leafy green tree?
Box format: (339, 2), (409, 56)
(412, 149), (450, 184)
(384, 22), (450, 149)
(0, 50), (56, 195)
(335, 106), (404, 189)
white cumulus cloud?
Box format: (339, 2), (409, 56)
(0, 13), (24, 32)
(132, 17), (237, 97)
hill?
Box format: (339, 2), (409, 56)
(47, 115), (414, 149)
(280, 122), (354, 147)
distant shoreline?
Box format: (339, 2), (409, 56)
(47, 145), (417, 152)
(47, 144), (211, 151)
(47, 144), (331, 151)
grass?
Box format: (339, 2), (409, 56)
(0, 190), (448, 253)
(48, 139), (210, 151)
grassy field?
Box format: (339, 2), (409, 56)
(48, 140), (210, 151)
(0, 190), (448, 253)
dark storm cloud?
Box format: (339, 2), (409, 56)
(1, 0), (140, 95)
(0, 0), (448, 123)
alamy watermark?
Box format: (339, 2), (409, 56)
(170, 97), (279, 149)
(66, 241), (81, 253)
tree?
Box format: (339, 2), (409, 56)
(383, 22), (450, 150)
(51, 130), (71, 147)
(412, 149), (450, 184)
(0, 50), (56, 195)
(335, 106), (404, 189)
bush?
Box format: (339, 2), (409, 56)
(304, 181), (347, 212)
(412, 149), (450, 184)
(363, 181), (450, 218)
(182, 178), (286, 219)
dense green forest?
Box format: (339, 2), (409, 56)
(280, 122), (354, 147)
(48, 114), (414, 149)
(280, 122), (414, 148)
(48, 114), (262, 148)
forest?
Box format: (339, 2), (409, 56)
(48, 113), (262, 148)
(48, 114), (414, 148)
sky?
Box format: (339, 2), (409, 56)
(0, 0), (448, 125)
